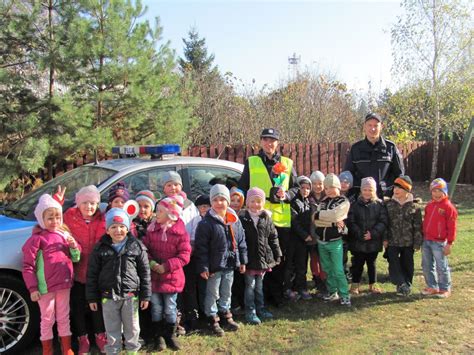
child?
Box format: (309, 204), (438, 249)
(194, 184), (248, 336)
(312, 174), (351, 306)
(286, 176), (313, 301)
(161, 171), (199, 224)
(229, 187), (246, 314)
(308, 170), (327, 294)
(339, 170), (355, 282)
(230, 187), (245, 212)
(131, 190), (157, 239)
(63, 185), (107, 353)
(86, 208), (151, 354)
(384, 175), (422, 296)
(143, 196), (191, 351)
(183, 195), (211, 331)
(107, 181), (130, 210)
(239, 187), (282, 324)
(22, 194), (80, 355)
(347, 177), (388, 294)
(421, 178), (458, 298)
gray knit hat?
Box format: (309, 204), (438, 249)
(210, 184), (230, 204)
(361, 177), (377, 191)
(297, 175), (312, 188)
(324, 173), (341, 190)
(161, 171), (182, 186)
(309, 170), (325, 183)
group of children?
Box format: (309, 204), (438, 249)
(22, 169), (457, 354)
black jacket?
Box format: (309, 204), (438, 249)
(347, 197), (388, 253)
(238, 150), (298, 197)
(291, 192), (312, 242)
(86, 233), (151, 302)
(344, 137), (404, 198)
(239, 210), (282, 270)
(194, 210), (248, 274)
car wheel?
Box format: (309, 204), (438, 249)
(0, 275), (39, 354)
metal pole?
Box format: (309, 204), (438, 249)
(449, 117), (474, 199)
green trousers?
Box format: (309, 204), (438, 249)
(318, 239), (349, 298)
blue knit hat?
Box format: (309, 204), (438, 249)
(339, 171), (353, 188)
(106, 208), (130, 230)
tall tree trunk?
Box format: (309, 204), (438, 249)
(429, 0), (439, 181)
(48, 0), (54, 99)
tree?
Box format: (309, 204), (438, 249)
(391, 0), (473, 179)
(179, 27), (218, 76)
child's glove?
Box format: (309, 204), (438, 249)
(30, 291), (41, 302)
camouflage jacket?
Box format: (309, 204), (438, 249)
(385, 195), (423, 248)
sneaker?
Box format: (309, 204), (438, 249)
(421, 287), (439, 296)
(231, 305), (245, 316)
(257, 308), (273, 320)
(284, 289), (300, 301)
(323, 292), (340, 302)
(299, 290), (313, 300)
(350, 286), (360, 295)
(340, 296), (351, 307)
(77, 334), (90, 354)
(369, 284), (383, 294)
(436, 290), (451, 298)
(245, 313), (261, 325)
(176, 324), (186, 337)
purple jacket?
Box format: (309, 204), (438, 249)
(143, 219), (191, 293)
(22, 228), (81, 294)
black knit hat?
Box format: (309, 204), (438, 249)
(195, 194), (210, 207)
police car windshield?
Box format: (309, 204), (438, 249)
(3, 166), (116, 221)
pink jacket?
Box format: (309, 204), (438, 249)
(22, 228), (81, 294)
(143, 219), (191, 293)
(63, 207), (105, 283)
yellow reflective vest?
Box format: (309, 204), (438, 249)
(248, 156), (293, 228)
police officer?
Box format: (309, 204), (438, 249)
(344, 113), (404, 199)
(238, 128), (297, 306)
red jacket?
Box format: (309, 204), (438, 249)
(423, 197), (457, 245)
(142, 219), (191, 293)
(64, 208), (105, 283)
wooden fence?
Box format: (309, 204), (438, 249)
(186, 141), (474, 184)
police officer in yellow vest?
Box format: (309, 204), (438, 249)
(238, 128), (297, 306)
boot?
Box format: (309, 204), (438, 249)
(153, 321), (166, 352)
(60, 336), (74, 355)
(208, 315), (224, 337)
(219, 311), (240, 331)
(77, 334), (90, 354)
(94, 332), (107, 354)
(41, 339), (54, 355)
(164, 322), (181, 351)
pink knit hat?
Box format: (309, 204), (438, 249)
(361, 177), (377, 191)
(246, 187), (266, 206)
(34, 194), (63, 229)
(75, 185), (101, 206)
(158, 195), (184, 221)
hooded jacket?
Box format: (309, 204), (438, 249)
(86, 233), (151, 302)
(347, 197), (388, 253)
(239, 210), (281, 270)
(423, 197), (457, 245)
(194, 208), (248, 274)
(142, 218), (191, 293)
(64, 207), (105, 284)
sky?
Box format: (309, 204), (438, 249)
(142, 0), (403, 93)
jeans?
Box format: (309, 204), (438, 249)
(387, 246), (415, 286)
(204, 269), (234, 317)
(422, 240), (451, 291)
(318, 239), (349, 297)
(244, 273), (265, 314)
(150, 293), (178, 323)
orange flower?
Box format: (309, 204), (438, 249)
(272, 162), (288, 175)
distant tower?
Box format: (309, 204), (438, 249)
(288, 52), (301, 80)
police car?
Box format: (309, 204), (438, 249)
(0, 144), (242, 354)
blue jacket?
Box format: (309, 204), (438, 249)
(194, 208), (248, 274)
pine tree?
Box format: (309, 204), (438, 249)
(179, 27), (218, 76)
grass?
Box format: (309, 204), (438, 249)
(26, 183), (474, 354)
